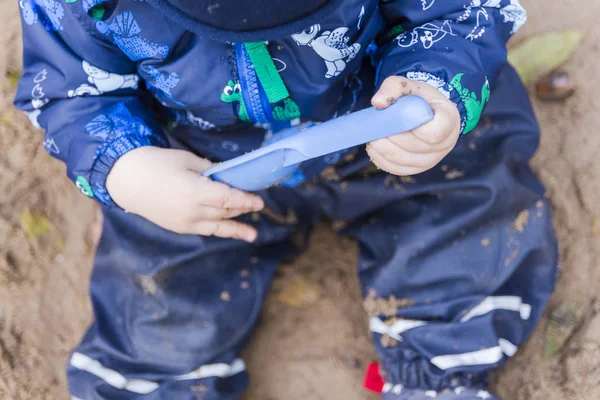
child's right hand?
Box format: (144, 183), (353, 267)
(105, 147), (265, 242)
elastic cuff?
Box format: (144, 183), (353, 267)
(86, 134), (168, 206)
(402, 71), (468, 134)
(448, 74), (490, 134)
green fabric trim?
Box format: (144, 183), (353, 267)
(243, 41), (300, 121)
(273, 98), (301, 121)
(449, 73), (490, 134)
(244, 42), (289, 104)
(89, 4), (106, 20)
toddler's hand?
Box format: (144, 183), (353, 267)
(367, 76), (461, 176)
(106, 147), (264, 242)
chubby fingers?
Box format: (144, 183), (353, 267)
(366, 139), (449, 176)
(372, 76), (461, 147)
(189, 219), (258, 242)
(196, 178), (265, 211)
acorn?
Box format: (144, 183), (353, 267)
(535, 70), (576, 102)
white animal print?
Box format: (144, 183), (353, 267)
(68, 61), (139, 97)
(186, 110), (216, 131)
(465, 8), (489, 41)
(421, 0), (435, 10)
(463, 0), (526, 35)
(499, 2), (527, 34)
(406, 71), (452, 99)
(30, 68), (49, 111)
(24, 109), (42, 129)
(43, 137), (60, 154)
(397, 21), (456, 49)
(357, 6), (365, 29)
(292, 24), (362, 78)
(31, 98), (48, 109)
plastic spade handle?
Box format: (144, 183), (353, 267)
(279, 95), (434, 165)
(203, 95), (434, 190)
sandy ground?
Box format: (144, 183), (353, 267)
(0, 0), (599, 399)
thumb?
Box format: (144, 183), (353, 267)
(372, 76), (444, 109)
(371, 76), (418, 109)
(179, 151), (214, 174)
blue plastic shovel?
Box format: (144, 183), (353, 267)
(203, 95), (434, 191)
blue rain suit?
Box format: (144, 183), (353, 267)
(14, 0), (558, 398)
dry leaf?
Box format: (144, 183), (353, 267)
(544, 304), (582, 358)
(6, 72), (21, 88)
(508, 30), (584, 86)
(277, 277), (320, 308)
(19, 209), (53, 241)
(0, 114), (12, 127)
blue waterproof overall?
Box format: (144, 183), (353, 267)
(14, 0), (558, 397)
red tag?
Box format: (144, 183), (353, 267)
(363, 362), (385, 393)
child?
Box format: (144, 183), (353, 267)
(15, 0), (557, 398)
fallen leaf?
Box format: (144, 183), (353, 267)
(0, 114), (12, 126)
(277, 277), (320, 308)
(6, 71), (21, 88)
(19, 209), (53, 241)
(508, 30), (584, 86)
(544, 303), (582, 358)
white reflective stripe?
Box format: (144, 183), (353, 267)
(70, 353), (245, 394)
(369, 317), (388, 335)
(369, 317), (427, 340)
(70, 353), (159, 394)
(72, 397), (83, 400)
(460, 296), (531, 323)
(174, 359), (246, 381)
(499, 338), (517, 356)
(382, 384), (404, 395)
(431, 339), (517, 370)
(431, 347), (502, 370)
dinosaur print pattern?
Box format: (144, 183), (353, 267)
(181, 110), (217, 131)
(31, 69), (49, 110)
(76, 176), (94, 197)
(458, 0), (526, 38)
(68, 61), (139, 97)
(85, 102), (154, 158)
(96, 12), (169, 61)
(465, 8), (490, 41)
(19, 0), (64, 31)
(396, 21), (456, 49)
(43, 138), (60, 154)
(406, 71), (453, 100)
(143, 66), (184, 107)
(493, 0), (527, 34)
(292, 24), (361, 79)
(449, 73), (490, 133)
(221, 80), (250, 122)
(421, 0), (435, 10)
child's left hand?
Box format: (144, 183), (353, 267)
(367, 76), (462, 176)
